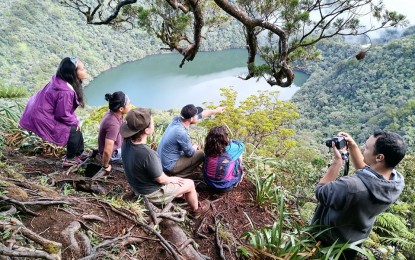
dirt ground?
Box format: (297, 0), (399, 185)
(1, 152), (277, 259)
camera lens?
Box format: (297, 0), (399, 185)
(325, 139), (333, 147)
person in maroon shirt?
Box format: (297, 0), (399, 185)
(98, 91), (131, 172)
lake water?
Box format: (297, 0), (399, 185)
(85, 49), (308, 110)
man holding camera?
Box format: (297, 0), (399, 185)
(312, 130), (406, 259)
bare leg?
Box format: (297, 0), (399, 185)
(176, 179), (199, 210)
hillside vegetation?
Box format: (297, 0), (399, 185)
(292, 30), (415, 149)
(0, 0), (244, 91)
(1, 2), (415, 259)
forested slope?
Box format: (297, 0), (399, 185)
(0, 0), (244, 90)
(292, 30), (415, 148)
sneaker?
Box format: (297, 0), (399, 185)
(62, 157), (82, 167)
(190, 199), (211, 219)
(77, 152), (90, 161)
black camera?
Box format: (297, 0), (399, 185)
(325, 136), (347, 149)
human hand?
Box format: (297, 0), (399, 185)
(214, 106), (226, 114)
(338, 132), (358, 148)
(331, 142), (343, 161)
(169, 177), (185, 185)
(102, 164), (112, 172)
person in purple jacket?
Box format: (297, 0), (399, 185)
(19, 57), (89, 167)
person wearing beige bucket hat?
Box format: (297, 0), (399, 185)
(120, 108), (210, 218)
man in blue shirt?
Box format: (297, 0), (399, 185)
(157, 104), (225, 178)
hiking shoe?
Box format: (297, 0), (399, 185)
(62, 157), (82, 167)
(190, 199), (211, 219)
(77, 152), (90, 161)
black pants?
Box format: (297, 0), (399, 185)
(66, 126), (84, 159)
(340, 249), (358, 260)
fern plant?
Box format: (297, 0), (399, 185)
(240, 196), (375, 259)
(370, 212), (415, 256)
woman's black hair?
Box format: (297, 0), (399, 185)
(56, 57), (85, 107)
(105, 91), (126, 112)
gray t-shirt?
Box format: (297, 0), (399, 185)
(121, 140), (162, 195)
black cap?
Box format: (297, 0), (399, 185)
(180, 104), (203, 119)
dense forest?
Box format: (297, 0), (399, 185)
(292, 29), (415, 149)
(0, 0), (244, 90)
(1, 1), (415, 259)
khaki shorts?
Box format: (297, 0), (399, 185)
(145, 182), (181, 206)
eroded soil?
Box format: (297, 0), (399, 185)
(1, 152), (276, 259)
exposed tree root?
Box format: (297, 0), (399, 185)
(215, 216), (227, 260)
(81, 214), (106, 222)
(0, 205), (17, 216)
(0, 217), (62, 259)
(143, 197), (186, 225)
(61, 221), (83, 255)
(161, 219), (210, 260)
(0, 244), (59, 260)
(93, 198), (182, 260)
(196, 216), (209, 239)
(0, 195), (69, 216)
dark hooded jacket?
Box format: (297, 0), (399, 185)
(312, 166), (404, 243)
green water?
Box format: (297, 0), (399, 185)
(85, 49), (308, 109)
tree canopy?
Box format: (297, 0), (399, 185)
(60, 0), (407, 87)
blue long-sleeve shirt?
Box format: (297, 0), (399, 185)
(157, 116), (195, 172)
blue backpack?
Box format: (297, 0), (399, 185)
(203, 153), (243, 190)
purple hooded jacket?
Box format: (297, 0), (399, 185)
(19, 75), (80, 146)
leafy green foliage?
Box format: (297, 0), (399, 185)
(201, 87), (299, 157)
(372, 212), (415, 254)
(252, 172), (285, 206)
(243, 154), (322, 204)
(0, 0), (244, 91)
(81, 105), (108, 148)
(0, 86), (28, 98)
(0, 101), (31, 152)
(61, 183), (76, 196)
(241, 195), (375, 259)
(292, 34), (415, 147)
(86, 230), (102, 247)
(0, 100), (68, 156)
(60, 0), (407, 87)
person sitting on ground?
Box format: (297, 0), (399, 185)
(98, 91), (131, 172)
(120, 108), (210, 217)
(312, 130), (406, 259)
(203, 126), (245, 191)
(19, 57), (89, 167)
(157, 104), (225, 178)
